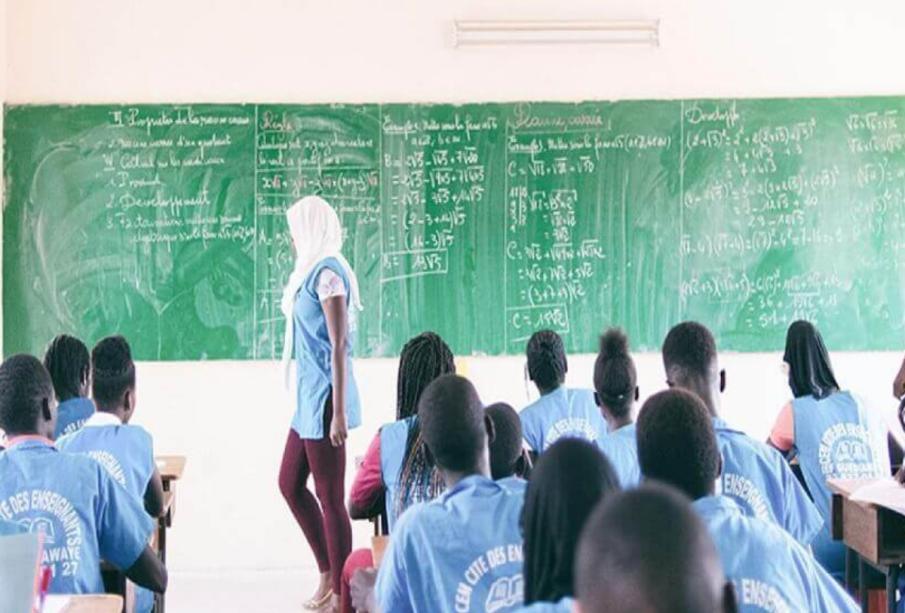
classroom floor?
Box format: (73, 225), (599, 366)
(167, 569), (322, 613)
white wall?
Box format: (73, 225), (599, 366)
(5, 0), (905, 573)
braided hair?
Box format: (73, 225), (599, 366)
(593, 328), (637, 419)
(43, 334), (90, 402)
(527, 330), (567, 392)
(396, 333), (456, 515)
(91, 336), (136, 410)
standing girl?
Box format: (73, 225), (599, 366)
(277, 196), (362, 612)
(768, 320), (889, 579)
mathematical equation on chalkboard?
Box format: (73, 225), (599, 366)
(5, 98), (905, 360)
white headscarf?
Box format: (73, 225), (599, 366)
(281, 196), (362, 383)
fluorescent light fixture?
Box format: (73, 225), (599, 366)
(453, 19), (660, 48)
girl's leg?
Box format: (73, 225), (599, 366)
(278, 429), (330, 574)
(306, 402), (354, 596)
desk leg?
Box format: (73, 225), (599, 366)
(862, 558), (870, 613)
(888, 565), (899, 613)
(847, 548), (858, 595)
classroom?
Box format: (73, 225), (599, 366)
(2, 0), (905, 612)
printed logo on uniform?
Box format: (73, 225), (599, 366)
(545, 418), (597, 449)
(722, 472), (770, 521)
(87, 450), (127, 487)
(485, 575), (523, 613)
(737, 578), (791, 613)
(454, 543), (523, 612)
(0, 490), (85, 578)
(819, 423), (880, 479)
(61, 419), (87, 437)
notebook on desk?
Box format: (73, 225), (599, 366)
(0, 531), (44, 613)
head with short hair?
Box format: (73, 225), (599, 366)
(43, 334), (90, 402)
(662, 322), (723, 414)
(593, 328), (638, 421)
(636, 389), (720, 500)
(418, 375), (489, 476)
(527, 330), (567, 393)
(91, 336), (137, 417)
(575, 483), (736, 613)
(486, 402), (528, 480)
(783, 320), (840, 400)
(522, 439), (620, 605)
(0, 354), (57, 438)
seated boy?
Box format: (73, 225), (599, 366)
(44, 335), (95, 439)
(0, 354), (167, 596)
(575, 483), (738, 613)
(662, 322), (822, 546)
(57, 336), (165, 518)
(486, 402), (532, 492)
(355, 375), (526, 613)
(636, 389), (857, 613)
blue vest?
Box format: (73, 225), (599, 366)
(0, 439), (153, 595)
(380, 416), (415, 533)
(515, 598), (574, 613)
(793, 391), (889, 578)
(694, 496), (858, 613)
(376, 475), (526, 613)
(520, 388), (603, 453)
(714, 417), (823, 547)
(291, 258), (362, 439)
(56, 418), (155, 503)
(596, 423), (641, 488)
(54, 398), (95, 440)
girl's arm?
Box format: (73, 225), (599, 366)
(323, 294), (349, 447)
(894, 355), (905, 399)
(349, 432), (386, 520)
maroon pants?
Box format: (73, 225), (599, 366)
(278, 403), (352, 594)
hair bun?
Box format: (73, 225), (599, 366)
(599, 328), (630, 359)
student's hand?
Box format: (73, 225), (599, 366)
(350, 568), (380, 613)
(330, 410), (348, 448)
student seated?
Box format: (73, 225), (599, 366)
(593, 328), (641, 488)
(44, 334), (94, 439)
(768, 321), (890, 578)
(520, 330), (603, 456)
(486, 402), (532, 491)
(662, 322), (822, 546)
(0, 354), (167, 597)
(518, 439), (620, 613)
(355, 375), (526, 613)
(574, 483), (738, 613)
(342, 332), (456, 613)
(637, 389), (857, 613)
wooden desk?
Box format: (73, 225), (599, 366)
(49, 595), (124, 613)
(154, 456), (185, 613)
(828, 478), (905, 613)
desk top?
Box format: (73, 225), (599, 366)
(156, 456), (186, 482)
(827, 478), (876, 499)
(47, 595), (123, 613)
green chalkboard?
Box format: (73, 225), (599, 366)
(4, 98), (905, 360)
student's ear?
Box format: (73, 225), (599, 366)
(515, 450), (533, 480)
(124, 388), (136, 417)
(484, 414), (496, 446)
(41, 396), (54, 423)
(594, 392), (602, 407)
(634, 386), (640, 402)
(719, 370), (727, 394)
(716, 455), (724, 480)
(79, 367), (90, 397)
(722, 580), (740, 613)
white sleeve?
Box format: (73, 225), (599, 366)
(316, 269), (347, 301)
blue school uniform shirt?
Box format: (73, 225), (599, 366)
(792, 391), (889, 578)
(497, 476), (528, 496)
(713, 417), (823, 546)
(694, 496), (858, 613)
(380, 416), (415, 533)
(56, 412), (158, 613)
(0, 437), (153, 595)
(376, 475), (526, 613)
(291, 258), (362, 440)
(515, 598), (574, 613)
(54, 397), (95, 440)
(520, 388), (603, 453)
(596, 423), (641, 488)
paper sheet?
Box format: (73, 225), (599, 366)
(849, 478), (905, 516)
(42, 596), (71, 613)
